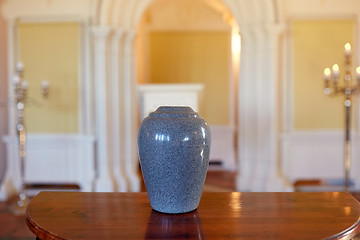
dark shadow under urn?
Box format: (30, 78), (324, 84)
(145, 210), (204, 239)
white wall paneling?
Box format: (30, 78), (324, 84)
(0, 134), (95, 200)
(209, 125), (236, 170)
(282, 131), (360, 189)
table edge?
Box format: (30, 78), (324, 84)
(327, 217), (360, 240)
(26, 208), (64, 240)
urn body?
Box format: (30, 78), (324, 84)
(137, 106), (211, 214)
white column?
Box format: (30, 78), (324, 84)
(80, 22), (93, 135)
(0, 19), (19, 200)
(236, 24), (287, 192)
(91, 26), (115, 192)
(123, 30), (140, 192)
(111, 29), (127, 192)
(263, 24), (288, 191)
(250, 27), (267, 192)
(237, 27), (257, 191)
(8, 19), (15, 136)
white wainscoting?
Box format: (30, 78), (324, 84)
(282, 131), (360, 189)
(209, 125), (236, 171)
(0, 134), (95, 200)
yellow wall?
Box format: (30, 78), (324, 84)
(149, 31), (230, 125)
(18, 22), (79, 133)
(293, 19), (355, 130)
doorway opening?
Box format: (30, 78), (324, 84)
(136, 0), (240, 174)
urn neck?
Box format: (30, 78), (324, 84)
(149, 106), (199, 118)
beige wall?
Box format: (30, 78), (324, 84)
(149, 31), (231, 125)
(283, 0), (360, 17)
(0, 0), (7, 182)
(292, 19), (356, 130)
(18, 22), (80, 133)
(143, 0), (231, 31)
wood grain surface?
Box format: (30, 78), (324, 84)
(26, 192), (360, 239)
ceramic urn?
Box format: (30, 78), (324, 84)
(137, 106), (211, 214)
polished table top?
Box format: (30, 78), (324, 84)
(26, 192), (360, 240)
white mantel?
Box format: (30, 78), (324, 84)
(137, 83), (204, 119)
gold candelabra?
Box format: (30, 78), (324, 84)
(13, 62), (28, 211)
(323, 43), (360, 192)
(10, 62), (49, 214)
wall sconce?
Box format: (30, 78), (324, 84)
(13, 63), (50, 101)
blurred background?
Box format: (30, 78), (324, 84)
(1, 0), (360, 199)
(2, 0), (360, 238)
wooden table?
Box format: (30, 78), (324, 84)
(26, 192), (360, 239)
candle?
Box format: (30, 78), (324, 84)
(323, 68), (331, 94)
(21, 80), (28, 90)
(323, 67), (331, 91)
(323, 68), (331, 80)
(356, 66), (360, 81)
(332, 64), (340, 78)
(41, 80), (49, 98)
(41, 80), (49, 89)
(13, 75), (20, 85)
(16, 61), (24, 72)
(344, 43), (351, 56)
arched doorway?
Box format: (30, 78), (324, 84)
(92, 0), (286, 192)
(136, 0), (239, 171)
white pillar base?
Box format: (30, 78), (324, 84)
(115, 175), (128, 192)
(127, 171), (141, 192)
(94, 176), (115, 192)
(266, 175), (292, 192)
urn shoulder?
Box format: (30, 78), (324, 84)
(138, 106), (211, 147)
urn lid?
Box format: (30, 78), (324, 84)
(149, 106), (199, 118)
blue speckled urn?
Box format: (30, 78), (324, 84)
(138, 106), (211, 214)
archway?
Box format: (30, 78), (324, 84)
(92, 0), (286, 192)
(0, 0), (286, 201)
(136, 0), (239, 172)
